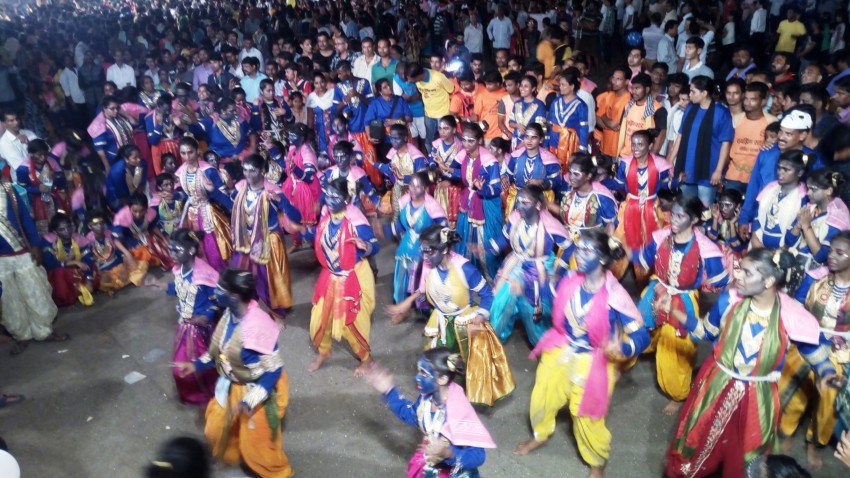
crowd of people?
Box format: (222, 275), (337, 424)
(5, 0), (850, 477)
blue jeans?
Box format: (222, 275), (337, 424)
(680, 183), (717, 207)
(424, 116), (439, 144)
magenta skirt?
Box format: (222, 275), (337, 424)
(283, 178), (318, 225)
(172, 321), (217, 405)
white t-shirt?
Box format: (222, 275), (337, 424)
(623, 5), (636, 29)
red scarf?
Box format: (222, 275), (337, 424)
(623, 156), (659, 250)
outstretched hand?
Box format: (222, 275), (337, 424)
(361, 362), (394, 394)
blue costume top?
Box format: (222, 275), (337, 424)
(105, 159), (149, 211)
(333, 79), (373, 133)
(0, 183), (38, 255)
(546, 96), (589, 151)
(199, 116), (252, 159)
(505, 148), (561, 188)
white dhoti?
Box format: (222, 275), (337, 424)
(0, 253), (57, 341)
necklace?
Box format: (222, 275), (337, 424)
(216, 117), (241, 147)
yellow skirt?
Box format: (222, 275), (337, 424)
(655, 323), (697, 401)
(265, 233), (292, 311)
(205, 372), (292, 478)
(98, 260), (149, 293)
(309, 260), (374, 360)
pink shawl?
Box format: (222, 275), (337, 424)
(112, 205), (157, 228)
(418, 252), (469, 295)
(807, 266), (830, 282)
(619, 153), (673, 174)
(171, 257), (219, 288)
(87, 103), (148, 138)
(387, 143), (427, 162)
(532, 271), (640, 419)
(397, 193), (446, 219)
(827, 197), (850, 231)
(510, 147), (560, 166)
(440, 382), (497, 449)
(240, 300), (282, 355)
(726, 290), (820, 345)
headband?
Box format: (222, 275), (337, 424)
(772, 250), (782, 268)
(439, 227), (450, 245)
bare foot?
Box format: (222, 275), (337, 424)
(662, 400), (682, 416)
(588, 466), (606, 478)
(806, 443), (823, 470)
(354, 358), (374, 377)
(308, 353), (329, 373)
(514, 439), (545, 456)
(780, 436), (794, 454)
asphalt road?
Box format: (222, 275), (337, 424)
(0, 239), (845, 477)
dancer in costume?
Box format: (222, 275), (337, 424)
(112, 193), (175, 271)
(321, 140), (380, 214)
(786, 231), (850, 469)
(278, 124), (319, 251)
(390, 172), (447, 306)
(751, 150), (810, 251)
(547, 68), (589, 172)
(555, 153), (618, 245)
(514, 230), (649, 478)
(199, 99), (254, 175)
(787, 169), (850, 291)
(151, 173), (187, 237)
(308, 177), (378, 377)
(90, 95), (137, 171)
(430, 115), (463, 228)
(335, 61), (379, 187)
(705, 189), (748, 279)
(664, 248), (837, 478)
(362, 348), (497, 477)
(16, 139), (67, 235)
(636, 195), (729, 415)
(231, 154), (303, 320)
(251, 79), (293, 142)
(453, 122), (504, 282)
(489, 185), (572, 346)
(612, 129), (672, 256)
(175, 137), (233, 271)
(376, 125), (430, 220)
(387, 225), (516, 406)
(164, 229), (219, 406)
(503, 123), (560, 217)
(173, 268), (291, 478)
(508, 75), (547, 150)
(105, 144), (148, 212)
(0, 176), (65, 356)
(146, 94), (185, 176)
(85, 210), (150, 294)
(41, 212), (95, 307)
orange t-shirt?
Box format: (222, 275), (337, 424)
(450, 83), (484, 119)
(596, 91), (631, 157)
(727, 113), (770, 183)
(475, 88), (506, 140)
(619, 100), (661, 158)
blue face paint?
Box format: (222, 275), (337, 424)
(325, 186), (346, 213)
(415, 358), (439, 396)
(214, 286), (238, 311)
(389, 133), (406, 150)
(574, 238), (603, 273)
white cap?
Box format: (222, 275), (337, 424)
(780, 110), (813, 130)
(0, 450), (20, 478)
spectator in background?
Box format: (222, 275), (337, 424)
(487, 5), (514, 51)
(642, 13), (665, 70)
(657, 20), (679, 74)
(106, 49), (135, 90)
(408, 63), (454, 143)
(775, 6), (806, 54)
(464, 13), (484, 55)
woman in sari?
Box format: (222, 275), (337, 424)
(514, 230), (649, 478)
(430, 115), (463, 228)
(664, 248), (837, 478)
(635, 195), (729, 415)
(175, 137), (233, 272)
(503, 123), (560, 217)
(508, 75), (547, 150)
(387, 225), (516, 407)
(231, 154), (303, 320)
(280, 123), (319, 251)
(308, 177), (379, 377)
(452, 122), (504, 282)
(489, 185), (573, 347)
(547, 69), (589, 173)
(41, 213), (95, 307)
(112, 193), (175, 271)
(164, 229), (219, 406)
(786, 231), (850, 468)
(363, 348), (497, 477)
(173, 268), (291, 478)
(391, 172), (447, 306)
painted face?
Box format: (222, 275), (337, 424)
(461, 134), (479, 153)
(574, 236), (603, 273)
(421, 242), (447, 268)
(438, 121), (454, 141)
(718, 198), (739, 220)
(214, 283), (239, 310)
(325, 184), (347, 213)
(242, 163), (263, 185)
(409, 175), (426, 200)
(54, 221), (72, 241)
(631, 134), (649, 159)
(415, 358), (439, 396)
(733, 258), (769, 296)
(204, 152), (219, 168)
(568, 165), (590, 189)
(389, 131), (406, 150)
(288, 129), (304, 145)
(130, 204), (147, 222)
(523, 129), (542, 150)
(806, 181), (831, 205)
(163, 156), (178, 173)
(515, 190), (538, 221)
(89, 220), (105, 236)
(828, 237), (850, 273)
(776, 160), (802, 186)
(669, 204), (694, 235)
(180, 145), (198, 164)
(333, 150), (352, 169)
